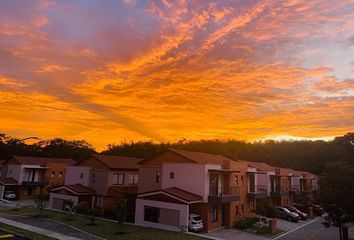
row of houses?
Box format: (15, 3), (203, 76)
(0, 149), (318, 232)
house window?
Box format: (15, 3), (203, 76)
(113, 173), (125, 185)
(170, 172), (174, 179)
(92, 173), (96, 183)
(211, 207), (218, 223)
(51, 171), (55, 178)
(144, 206), (160, 223)
(241, 204), (244, 214)
(80, 173), (84, 179)
(241, 175), (244, 185)
(155, 171), (160, 183)
(234, 175), (239, 185)
(235, 205), (239, 215)
(95, 197), (103, 208)
(23, 187), (32, 196)
(58, 171), (63, 178)
(128, 173), (138, 185)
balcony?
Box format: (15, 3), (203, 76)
(208, 186), (240, 204)
(289, 185), (301, 196)
(248, 185), (268, 199)
(22, 169), (46, 186)
(270, 185), (289, 197)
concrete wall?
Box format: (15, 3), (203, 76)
(135, 198), (189, 232)
(138, 166), (162, 193)
(6, 164), (22, 182)
(162, 163), (209, 201)
(65, 166), (92, 187)
(89, 170), (109, 195)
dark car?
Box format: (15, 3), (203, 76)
(293, 203), (324, 216)
(275, 206), (300, 222)
(308, 204), (324, 216)
(287, 206), (308, 220)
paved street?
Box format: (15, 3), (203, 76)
(275, 217), (354, 240)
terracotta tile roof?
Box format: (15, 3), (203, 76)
(108, 186), (138, 195)
(169, 148), (231, 165)
(243, 161), (275, 172)
(0, 177), (18, 185)
(13, 156), (75, 166)
(163, 187), (203, 203)
(91, 154), (142, 169)
(67, 184), (95, 194)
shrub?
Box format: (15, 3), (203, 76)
(104, 207), (117, 220)
(76, 201), (89, 214)
(233, 218), (257, 230)
(256, 198), (276, 217)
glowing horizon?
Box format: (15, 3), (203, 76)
(0, 0), (353, 151)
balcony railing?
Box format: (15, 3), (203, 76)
(270, 185), (289, 197)
(248, 185), (267, 193)
(248, 185), (268, 199)
(208, 186), (240, 204)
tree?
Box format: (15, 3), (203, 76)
(115, 198), (127, 235)
(34, 190), (49, 218)
(256, 198), (276, 218)
(319, 161), (354, 240)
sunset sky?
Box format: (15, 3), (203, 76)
(0, 0), (353, 150)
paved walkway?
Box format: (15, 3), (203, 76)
(204, 228), (269, 240)
(0, 215), (102, 240)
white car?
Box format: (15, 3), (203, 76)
(188, 213), (203, 232)
(3, 191), (16, 200)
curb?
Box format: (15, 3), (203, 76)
(272, 217), (320, 239)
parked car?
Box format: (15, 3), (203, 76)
(3, 190), (16, 200)
(308, 204), (324, 216)
(275, 206), (299, 222)
(293, 203), (324, 216)
(287, 206), (308, 220)
(188, 213), (203, 232)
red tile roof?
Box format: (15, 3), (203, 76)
(0, 177), (18, 185)
(51, 184), (94, 195)
(138, 187), (203, 204)
(169, 148), (231, 165)
(66, 184), (95, 194)
(163, 187), (203, 203)
(13, 156), (75, 166)
(243, 161), (275, 172)
(91, 154), (142, 169)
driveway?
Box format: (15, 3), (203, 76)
(274, 216), (354, 240)
(0, 200), (36, 209)
(205, 228), (269, 240)
(275, 217), (313, 231)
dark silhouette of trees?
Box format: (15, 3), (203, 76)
(319, 161), (354, 240)
(1, 132), (353, 173)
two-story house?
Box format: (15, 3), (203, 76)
(135, 148), (254, 232)
(0, 156), (75, 200)
(48, 154), (141, 219)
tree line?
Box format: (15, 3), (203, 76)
(0, 132), (353, 174)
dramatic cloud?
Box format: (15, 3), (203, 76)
(0, 0), (353, 150)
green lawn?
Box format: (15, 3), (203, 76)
(0, 208), (205, 240)
(0, 222), (55, 240)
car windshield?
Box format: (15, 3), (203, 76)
(192, 216), (202, 221)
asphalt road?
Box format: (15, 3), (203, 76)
(275, 217), (353, 240)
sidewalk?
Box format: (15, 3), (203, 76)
(0, 216), (83, 240)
